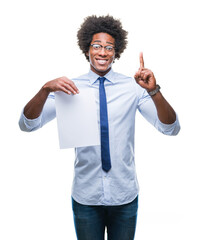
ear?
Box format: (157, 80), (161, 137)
(86, 52), (89, 57)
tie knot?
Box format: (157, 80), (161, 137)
(98, 77), (106, 84)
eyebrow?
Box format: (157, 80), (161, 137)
(93, 40), (114, 45)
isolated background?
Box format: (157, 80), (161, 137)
(0, 0), (198, 239)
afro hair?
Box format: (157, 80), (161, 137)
(77, 15), (128, 61)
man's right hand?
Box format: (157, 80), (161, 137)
(43, 76), (80, 95)
(23, 76), (79, 119)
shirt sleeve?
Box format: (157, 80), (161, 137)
(18, 94), (56, 132)
(137, 86), (180, 136)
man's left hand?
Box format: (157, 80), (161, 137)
(134, 52), (157, 92)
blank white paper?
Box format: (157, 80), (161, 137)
(54, 87), (100, 149)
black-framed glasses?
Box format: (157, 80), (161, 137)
(90, 44), (115, 52)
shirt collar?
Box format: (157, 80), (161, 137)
(88, 68), (116, 85)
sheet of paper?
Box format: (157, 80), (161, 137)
(54, 86), (100, 149)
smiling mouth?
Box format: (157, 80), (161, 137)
(96, 59), (108, 65)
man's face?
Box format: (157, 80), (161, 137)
(87, 32), (115, 76)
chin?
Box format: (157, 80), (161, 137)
(97, 66), (109, 72)
(91, 62), (112, 74)
(93, 66), (111, 75)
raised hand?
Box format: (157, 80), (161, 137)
(134, 52), (157, 92)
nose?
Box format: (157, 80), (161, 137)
(98, 47), (107, 56)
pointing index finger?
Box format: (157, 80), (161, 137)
(140, 52), (144, 69)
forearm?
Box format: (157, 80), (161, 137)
(24, 86), (50, 119)
(23, 76), (79, 120)
(151, 91), (176, 124)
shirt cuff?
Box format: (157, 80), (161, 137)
(157, 115), (180, 136)
(19, 111), (42, 131)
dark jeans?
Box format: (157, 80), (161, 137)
(72, 196), (138, 240)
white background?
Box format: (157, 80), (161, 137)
(0, 0), (198, 239)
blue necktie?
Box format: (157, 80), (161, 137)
(99, 77), (111, 172)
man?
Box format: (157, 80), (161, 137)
(19, 15), (180, 240)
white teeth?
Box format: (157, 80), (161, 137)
(97, 60), (106, 64)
